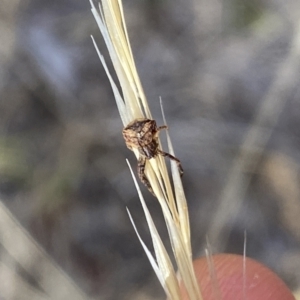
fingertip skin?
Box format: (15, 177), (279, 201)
(181, 254), (295, 300)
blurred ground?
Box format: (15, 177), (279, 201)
(1, 0), (300, 299)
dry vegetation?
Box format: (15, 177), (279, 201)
(0, 0), (300, 299)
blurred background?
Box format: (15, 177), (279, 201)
(1, 0), (300, 299)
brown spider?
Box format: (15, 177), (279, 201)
(122, 118), (183, 194)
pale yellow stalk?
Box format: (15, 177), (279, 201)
(90, 0), (202, 299)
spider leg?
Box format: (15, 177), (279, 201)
(137, 156), (155, 196)
(157, 125), (168, 132)
(157, 149), (184, 177)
